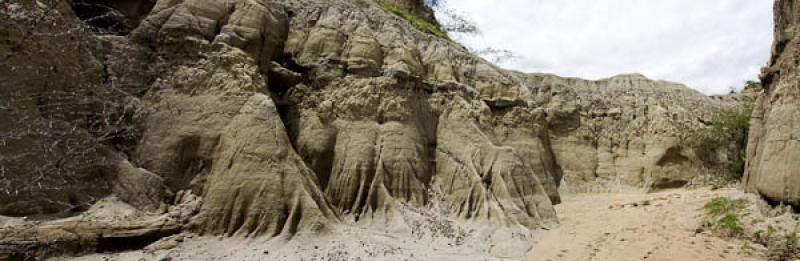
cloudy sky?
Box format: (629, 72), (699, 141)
(442, 0), (774, 95)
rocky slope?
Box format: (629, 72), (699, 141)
(527, 73), (750, 193)
(0, 0), (749, 259)
(744, 0), (800, 208)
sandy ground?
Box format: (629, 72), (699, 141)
(65, 201), (538, 261)
(46, 187), (767, 260)
(524, 187), (766, 261)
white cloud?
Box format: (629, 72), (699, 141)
(442, 0), (774, 95)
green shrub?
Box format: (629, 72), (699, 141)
(377, 0), (450, 40)
(687, 105), (752, 178)
(704, 197), (748, 216)
(703, 197), (748, 235)
(717, 213), (742, 231)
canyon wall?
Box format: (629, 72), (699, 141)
(526, 73), (744, 193)
(0, 0), (749, 258)
(744, 0), (800, 207)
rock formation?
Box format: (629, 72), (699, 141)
(0, 0), (751, 258)
(744, 0), (800, 207)
(529, 73), (745, 193)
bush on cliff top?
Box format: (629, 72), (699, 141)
(378, 0), (450, 40)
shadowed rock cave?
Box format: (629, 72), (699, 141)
(656, 147), (690, 167)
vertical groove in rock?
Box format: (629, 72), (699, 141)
(291, 76), (436, 220)
(433, 96), (558, 229)
(127, 0), (340, 238)
(194, 94), (339, 237)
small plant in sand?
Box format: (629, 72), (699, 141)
(756, 225), (800, 260)
(714, 197), (800, 260)
(702, 197), (748, 236)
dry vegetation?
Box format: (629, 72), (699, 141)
(702, 196), (800, 260)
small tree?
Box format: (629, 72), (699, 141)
(423, 0), (518, 64)
(423, 0), (478, 35)
(473, 47), (519, 64)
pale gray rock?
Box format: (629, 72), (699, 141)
(524, 73), (739, 193)
(744, 0), (800, 207)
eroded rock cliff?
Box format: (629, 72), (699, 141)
(529, 73), (747, 193)
(0, 0), (750, 259)
(744, 0), (800, 208)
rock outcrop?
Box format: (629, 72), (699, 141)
(0, 0), (751, 258)
(1, 0), (133, 217)
(528, 73), (742, 193)
(0, 194), (200, 259)
(744, 0), (800, 207)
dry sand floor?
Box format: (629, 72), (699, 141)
(525, 187), (765, 261)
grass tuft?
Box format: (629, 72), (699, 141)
(703, 197), (748, 235)
(717, 213), (742, 231)
(704, 197), (747, 216)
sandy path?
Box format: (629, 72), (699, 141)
(524, 188), (765, 261)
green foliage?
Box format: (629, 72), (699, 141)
(717, 213), (742, 231)
(688, 105), (752, 178)
(703, 197), (748, 235)
(768, 224), (778, 238)
(704, 197), (748, 216)
(752, 224), (800, 259)
(377, 0), (450, 40)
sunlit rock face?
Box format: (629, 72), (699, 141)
(744, 0), (800, 208)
